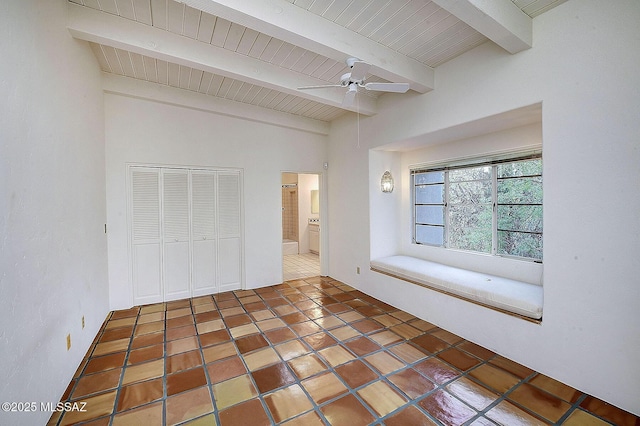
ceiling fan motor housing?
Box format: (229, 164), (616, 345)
(342, 57), (366, 85)
(345, 57), (360, 68)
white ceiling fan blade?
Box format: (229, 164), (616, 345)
(349, 61), (370, 82)
(297, 84), (342, 90)
(342, 84), (357, 107)
(363, 82), (410, 93)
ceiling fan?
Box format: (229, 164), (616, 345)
(298, 58), (410, 108)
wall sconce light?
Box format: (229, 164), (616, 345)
(381, 171), (394, 193)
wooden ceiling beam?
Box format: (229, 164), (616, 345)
(433, 0), (532, 54)
(67, 3), (377, 115)
(175, 0), (435, 93)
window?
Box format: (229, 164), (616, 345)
(412, 155), (542, 261)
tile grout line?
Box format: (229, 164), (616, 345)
(255, 280), (329, 425)
(192, 293), (221, 426)
(277, 278), (378, 425)
(226, 290), (279, 426)
(52, 312), (112, 426)
(277, 279), (418, 423)
(109, 307), (141, 426)
(554, 393), (588, 425)
(49, 276), (635, 426)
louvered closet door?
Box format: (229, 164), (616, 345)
(191, 171), (217, 296)
(130, 166), (242, 304)
(131, 168), (162, 305)
(162, 170), (191, 301)
(218, 171), (242, 292)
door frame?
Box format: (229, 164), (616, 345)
(280, 170), (328, 280)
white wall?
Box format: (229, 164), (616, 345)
(369, 149), (402, 260)
(328, 0), (640, 415)
(328, 118), (373, 290)
(105, 92), (327, 309)
(0, 1), (108, 425)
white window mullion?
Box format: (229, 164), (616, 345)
(411, 173), (416, 244)
(444, 170), (450, 248)
(491, 165), (498, 255)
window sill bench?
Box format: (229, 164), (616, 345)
(370, 255), (543, 322)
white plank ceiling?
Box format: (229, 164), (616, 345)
(68, 0), (567, 123)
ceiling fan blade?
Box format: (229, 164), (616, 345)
(363, 82), (410, 93)
(342, 84), (357, 107)
(297, 84), (342, 90)
(349, 61), (371, 82)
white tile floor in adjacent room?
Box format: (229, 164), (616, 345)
(283, 252), (320, 281)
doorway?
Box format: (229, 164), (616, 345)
(282, 172), (320, 281)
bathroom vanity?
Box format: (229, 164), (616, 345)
(308, 219), (319, 254)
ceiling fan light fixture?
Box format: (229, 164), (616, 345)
(342, 84), (357, 107)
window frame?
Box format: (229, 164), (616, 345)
(411, 153), (542, 262)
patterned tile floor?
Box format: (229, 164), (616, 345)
(48, 277), (638, 426)
(283, 253), (320, 281)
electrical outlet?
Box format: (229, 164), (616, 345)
(66, 334), (71, 351)
(82, 316), (85, 329)
(356, 267), (360, 274)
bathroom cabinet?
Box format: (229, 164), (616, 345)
(309, 223), (319, 254)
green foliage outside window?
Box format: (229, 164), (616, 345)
(413, 156), (542, 261)
(497, 159), (543, 260)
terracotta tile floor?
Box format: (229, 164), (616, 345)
(48, 277), (638, 426)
